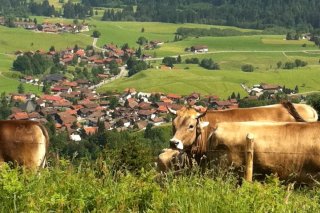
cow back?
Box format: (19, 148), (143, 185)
(211, 122), (320, 183)
(0, 120), (48, 168)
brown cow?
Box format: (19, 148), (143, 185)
(158, 102), (318, 172)
(210, 121), (320, 183)
(0, 120), (49, 169)
(157, 148), (191, 173)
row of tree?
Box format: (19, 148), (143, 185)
(0, 0), (92, 20)
(91, 0), (320, 30)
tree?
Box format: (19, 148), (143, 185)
(177, 55), (182, 63)
(109, 60), (120, 75)
(162, 57), (177, 68)
(109, 96), (119, 109)
(73, 44), (79, 52)
(121, 43), (129, 51)
(136, 36), (148, 45)
(136, 46), (142, 58)
(307, 94), (320, 120)
(237, 92), (241, 100)
(230, 92), (236, 99)
(294, 85), (299, 93)
(241, 64), (254, 72)
(277, 61), (282, 69)
(200, 58), (220, 70)
(42, 82), (51, 94)
(92, 30), (101, 38)
(33, 18), (37, 25)
(141, 27), (145, 33)
(49, 46), (55, 52)
(17, 83), (25, 94)
(0, 92), (11, 119)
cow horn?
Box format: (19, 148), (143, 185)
(195, 108), (208, 119)
(167, 106), (177, 115)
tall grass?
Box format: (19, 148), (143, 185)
(1, 159), (320, 212)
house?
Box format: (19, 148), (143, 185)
(21, 100), (37, 113)
(126, 98), (139, 109)
(83, 126), (98, 135)
(151, 117), (164, 126)
(11, 94), (28, 103)
(150, 40), (164, 47)
(191, 45), (209, 53)
(210, 100), (237, 109)
(135, 120), (148, 130)
(10, 112), (29, 120)
(166, 93), (182, 102)
(138, 109), (155, 119)
(260, 83), (282, 94)
(42, 74), (65, 83)
(70, 133), (82, 142)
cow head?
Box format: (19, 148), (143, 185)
(168, 106), (209, 150)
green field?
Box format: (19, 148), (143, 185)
(0, 23), (92, 94)
(0, 26), (92, 53)
(1, 17), (320, 97)
(99, 64), (320, 99)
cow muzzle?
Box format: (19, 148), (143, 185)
(170, 138), (184, 150)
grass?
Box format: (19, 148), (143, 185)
(1, 16), (320, 97)
(0, 25), (92, 53)
(99, 64), (320, 99)
(1, 160), (320, 212)
(145, 35), (318, 57)
(0, 54), (41, 94)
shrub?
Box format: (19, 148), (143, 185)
(241, 64), (254, 72)
(200, 58), (220, 70)
(185, 58), (199, 64)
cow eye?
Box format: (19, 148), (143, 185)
(189, 125), (194, 129)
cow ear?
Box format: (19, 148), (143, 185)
(199, 121), (209, 128)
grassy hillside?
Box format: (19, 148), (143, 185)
(1, 17), (320, 97)
(1, 162), (320, 212)
(0, 54), (40, 94)
(145, 35), (317, 57)
(0, 26), (92, 53)
(99, 64), (320, 99)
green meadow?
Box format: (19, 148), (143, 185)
(0, 25), (92, 53)
(1, 16), (320, 97)
(145, 35), (318, 57)
(99, 64), (320, 99)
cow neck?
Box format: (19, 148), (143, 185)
(191, 117), (207, 155)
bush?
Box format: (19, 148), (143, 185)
(241, 64), (254, 72)
(283, 62), (296, 69)
(185, 58), (199, 64)
(200, 58), (220, 70)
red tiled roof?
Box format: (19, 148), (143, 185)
(157, 105), (168, 113)
(63, 81), (78, 87)
(75, 49), (85, 57)
(167, 93), (182, 99)
(84, 127), (98, 135)
(41, 95), (63, 102)
(11, 112), (29, 120)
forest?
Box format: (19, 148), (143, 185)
(1, 0), (320, 30)
(99, 0), (320, 30)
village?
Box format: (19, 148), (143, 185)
(0, 16), (89, 33)
(5, 40), (299, 143)
(7, 73), (292, 143)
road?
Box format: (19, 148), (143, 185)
(92, 38), (108, 52)
(89, 65), (128, 90)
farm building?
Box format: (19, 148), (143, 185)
(191, 45), (209, 53)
